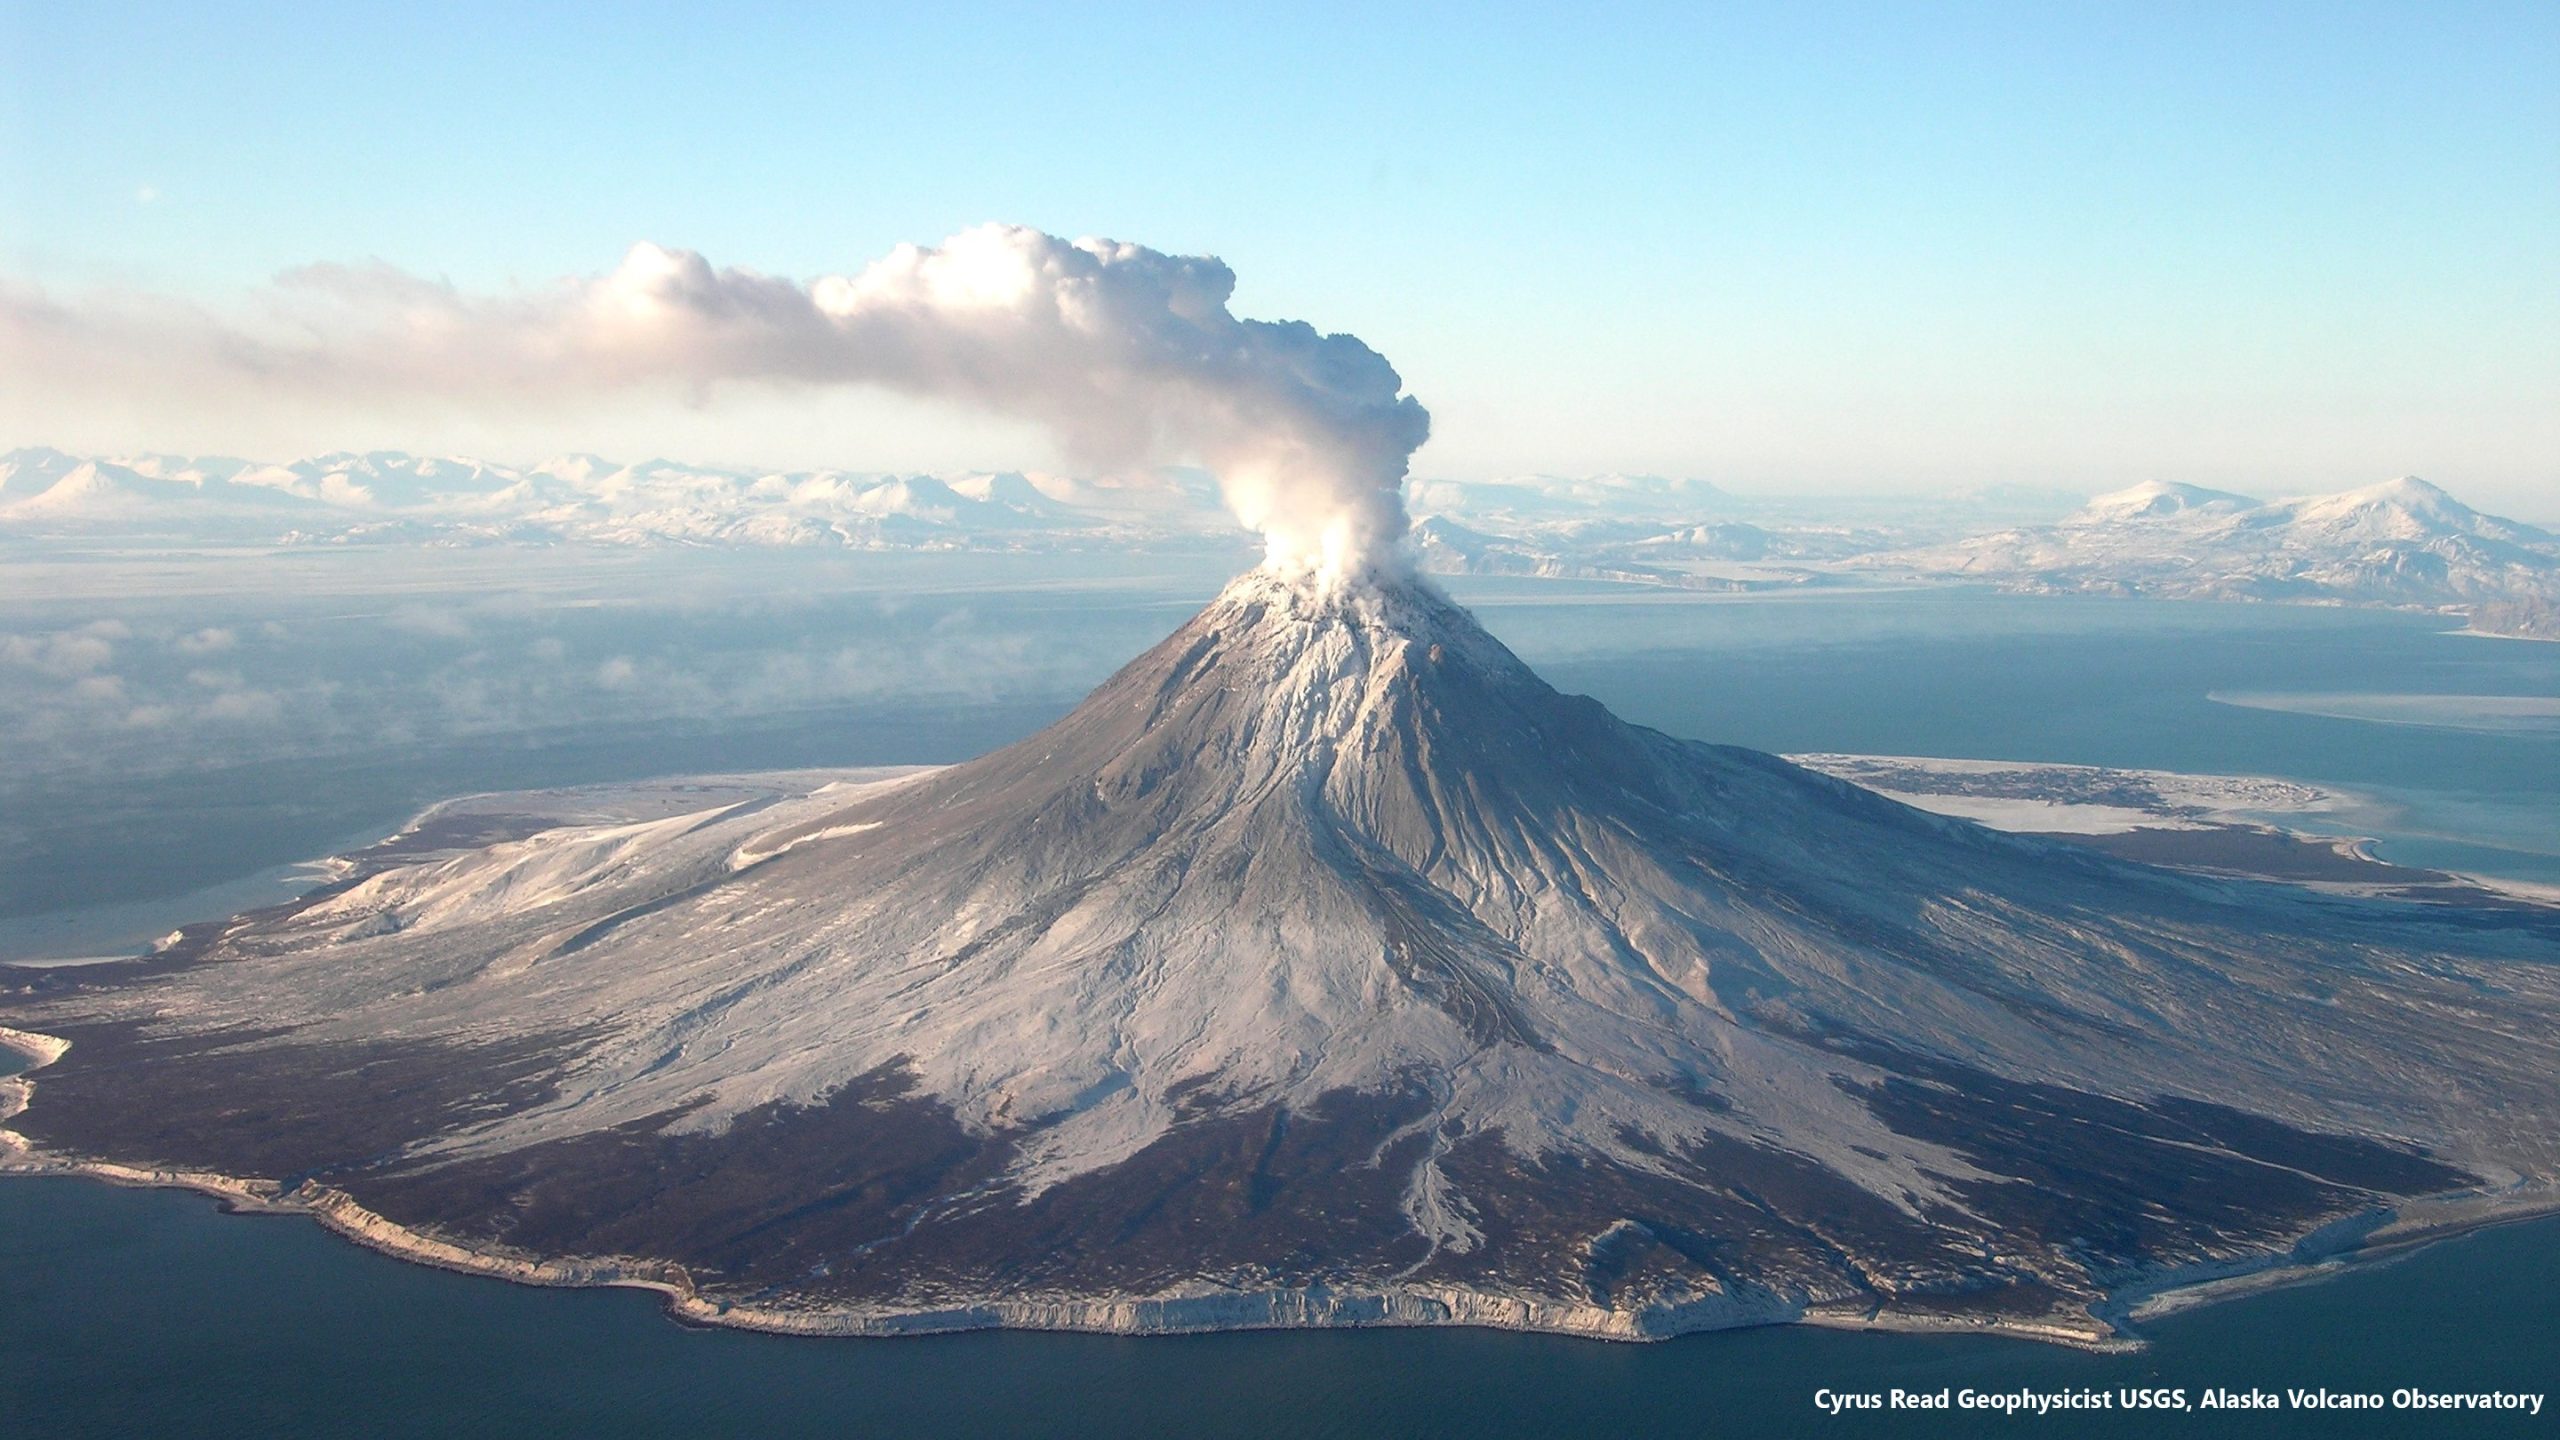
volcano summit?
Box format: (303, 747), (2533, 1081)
(5, 566), (2557, 1344)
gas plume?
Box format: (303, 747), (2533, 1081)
(2, 225), (1431, 582)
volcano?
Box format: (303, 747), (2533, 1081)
(6, 569), (2557, 1343)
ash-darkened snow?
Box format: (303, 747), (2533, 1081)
(6, 565), (2557, 1343)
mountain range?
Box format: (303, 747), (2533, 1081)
(0, 448), (1230, 551)
(6, 448), (2554, 635)
(1877, 477), (2560, 623)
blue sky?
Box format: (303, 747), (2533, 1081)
(4, 1), (2555, 508)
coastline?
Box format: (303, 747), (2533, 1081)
(1791, 752), (2560, 909)
(6, 1021), (2541, 1355)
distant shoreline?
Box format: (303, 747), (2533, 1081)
(1790, 751), (2560, 907)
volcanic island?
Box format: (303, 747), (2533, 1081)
(5, 566), (2557, 1347)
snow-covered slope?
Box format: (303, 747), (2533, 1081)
(8, 567), (2556, 1341)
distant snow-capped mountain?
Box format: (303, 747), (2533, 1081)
(1878, 476), (2560, 622)
(2073, 479), (2259, 521)
(0, 447), (1238, 551)
(0, 446), (84, 502)
(2257, 475), (2550, 550)
(3, 456), (323, 521)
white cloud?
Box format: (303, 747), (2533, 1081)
(1, 629), (118, 677)
(203, 688), (285, 724)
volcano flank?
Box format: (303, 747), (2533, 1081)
(5, 568), (2557, 1344)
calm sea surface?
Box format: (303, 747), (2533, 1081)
(1, 1176), (2553, 1439)
(3, 565), (2555, 1435)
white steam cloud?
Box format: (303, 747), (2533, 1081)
(3, 225), (1430, 581)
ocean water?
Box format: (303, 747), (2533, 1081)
(0, 1177), (2551, 1439)
(1479, 583), (2560, 886)
(3, 560), (2555, 1434)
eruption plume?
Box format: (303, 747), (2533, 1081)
(1, 225), (1431, 583)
